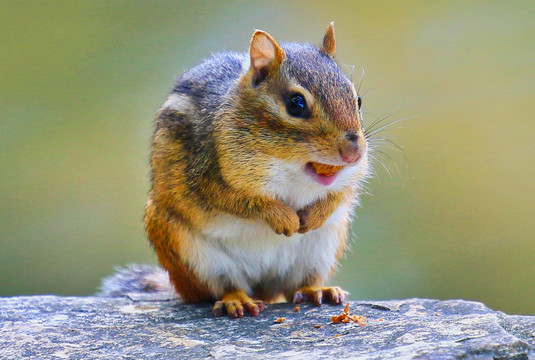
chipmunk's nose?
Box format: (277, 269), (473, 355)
(339, 133), (361, 163)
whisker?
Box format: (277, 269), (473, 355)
(364, 115), (419, 139)
(369, 153), (394, 179)
(364, 109), (402, 131)
(357, 68), (365, 94)
(360, 84), (390, 99)
(356, 84), (416, 186)
(367, 159), (380, 180)
(373, 149), (397, 165)
(369, 137), (405, 154)
(363, 108), (407, 135)
(366, 155), (383, 185)
(376, 150), (405, 186)
(341, 63), (356, 81)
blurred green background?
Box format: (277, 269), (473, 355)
(1, 1), (534, 315)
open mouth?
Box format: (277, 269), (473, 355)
(305, 162), (345, 186)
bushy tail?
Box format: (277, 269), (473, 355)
(98, 264), (177, 300)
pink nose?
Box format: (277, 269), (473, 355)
(340, 142), (361, 163)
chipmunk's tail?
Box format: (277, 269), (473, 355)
(97, 264), (177, 300)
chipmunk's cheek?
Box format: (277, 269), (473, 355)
(305, 162), (342, 186)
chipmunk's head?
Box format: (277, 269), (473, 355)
(237, 22), (367, 187)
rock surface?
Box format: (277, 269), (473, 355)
(1, 296), (534, 359)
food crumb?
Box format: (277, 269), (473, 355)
(294, 306), (300, 312)
(311, 162), (344, 176)
(274, 317), (286, 323)
(314, 324), (321, 329)
(331, 303), (368, 326)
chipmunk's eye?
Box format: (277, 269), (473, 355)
(286, 93), (308, 118)
(357, 95), (362, 109)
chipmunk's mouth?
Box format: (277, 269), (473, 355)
(305, 162), (345, 186)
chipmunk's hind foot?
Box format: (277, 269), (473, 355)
(292, 286), (348, 306)
(213, 289), (265, 318)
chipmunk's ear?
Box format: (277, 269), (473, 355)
(320, 21), (336, 57)
(249, 30), (285, 86)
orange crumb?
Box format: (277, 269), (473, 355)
(311, 162), (344, 176)
(274, 317), (286, 323)
(314, 324), (321, 329)
(331, 303), (368, 326)
(294, 306), (300, 312)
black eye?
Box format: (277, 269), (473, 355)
(357, 95), (362, 109)
(286, 93), (308, 118)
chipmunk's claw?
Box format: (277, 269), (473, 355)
(213, 290), (265, 318)
(292, 286), (348, 306)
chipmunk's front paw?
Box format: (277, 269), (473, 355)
(292, 286), (348, 306)
(213, 290), (265, 318)
(265, 205), (300, 237)
(297, 207), (327, 234)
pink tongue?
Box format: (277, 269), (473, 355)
(315, 172), (338, 186)
(305, 163), (341, 186)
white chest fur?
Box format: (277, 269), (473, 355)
(189, 201), (352, 298)
(178, 159), (365, 298)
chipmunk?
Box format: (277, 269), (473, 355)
(102, 23), (370, 318)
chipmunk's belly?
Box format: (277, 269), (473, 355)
(190, 202), (352, 298)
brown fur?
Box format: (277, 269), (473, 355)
(145, 199), (213, 302)
(321, 22), (336, 57)
(297, 191), (347, 233)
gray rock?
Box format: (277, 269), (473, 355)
(1, 296), (534, 359)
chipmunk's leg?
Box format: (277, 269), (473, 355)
(297, 192), (345, 234)
(290, 286), (348, 306)
(288, 223), (349, 306)
(213, 289), (265, 318)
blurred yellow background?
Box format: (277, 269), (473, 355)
(1, 1), (534, 314)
